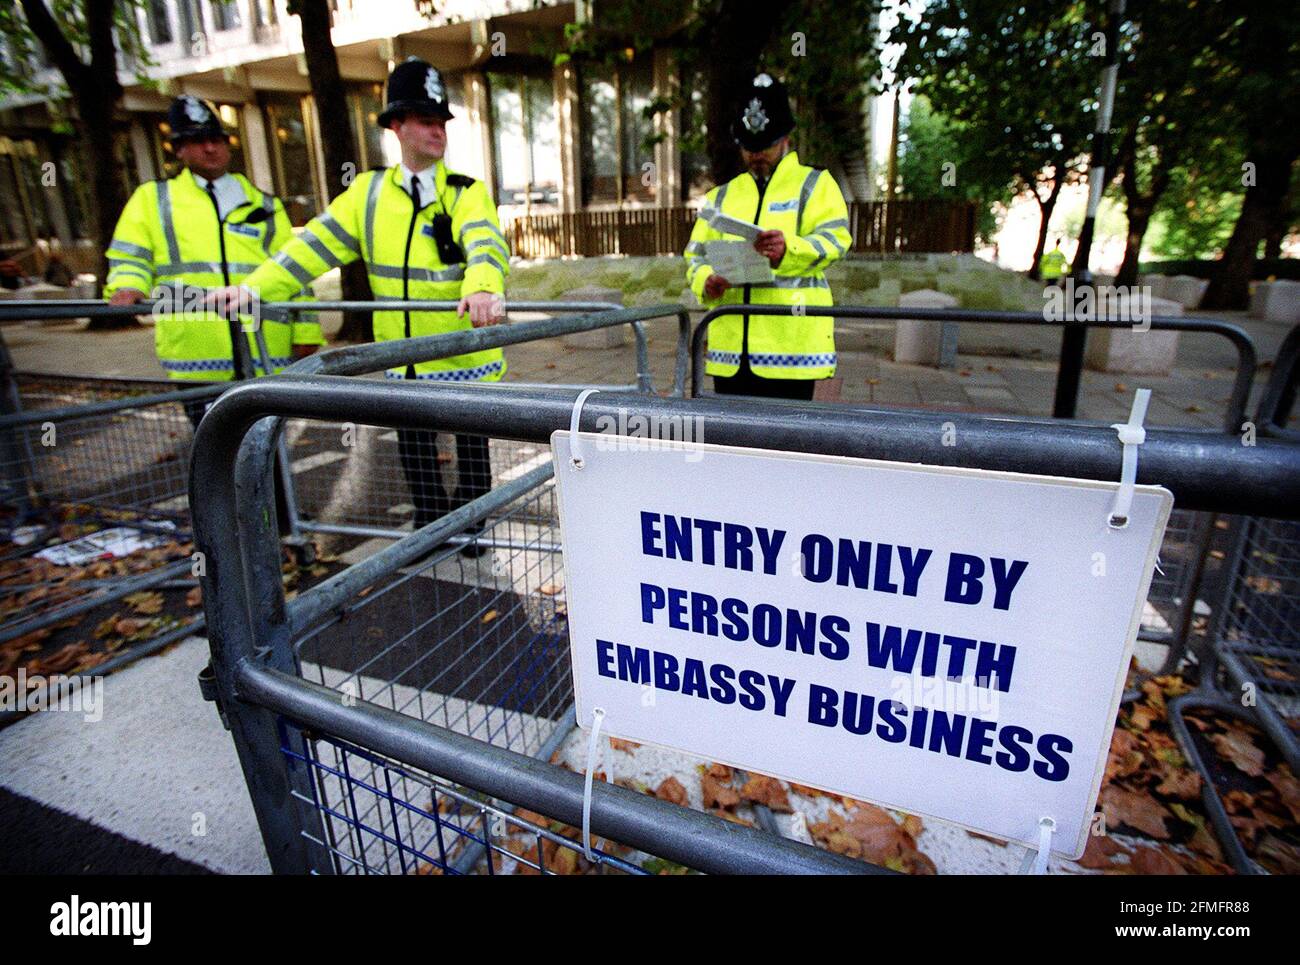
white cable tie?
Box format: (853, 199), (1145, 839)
(581, 706), (607, 862)
(1019, 816), (1057, 875)
(568, 388), (600, 470)
(1109, 388), (1151, 529)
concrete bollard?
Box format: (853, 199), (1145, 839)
(1163, 274), (1209, 309)
(894, 288), (959, 368)
(561, 285), (626, 348)
(1249, 279), (1300, 322)
(1085, 293), (1182, 375)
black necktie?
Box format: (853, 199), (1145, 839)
(410, 177), (422, 209)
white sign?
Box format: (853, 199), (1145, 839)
(551, 432), (1172, 858)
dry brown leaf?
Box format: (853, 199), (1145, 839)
(700, 773), (740, 810)
(480, 609), (498, 624)
(186, 585), (203, 608)
(654, 776), (688, 806)
(1076, 834), (1131, 870)
(1264, 766), (1300, 823)
(1154, 765), (1202, 800)
(1101, 786), (1171, 839)
(706, 762), (732, 781)
(1129, 846), (1188, 875)
(608, 737), (640, 753)
(538, 583), (562, 596)
(740, 775), (793, 813)
(1210, 728), (1265, 777)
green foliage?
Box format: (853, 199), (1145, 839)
(0, 1), (153, 99)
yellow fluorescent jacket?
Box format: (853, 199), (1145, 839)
(684, 151), (852, 380)
(241, 161), (510, 381)
(103, 169), (321, 380)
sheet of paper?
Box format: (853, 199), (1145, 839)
(703, 240), (774, 285)
(35, 524), (176, 566)
(702, 207), (763, 242)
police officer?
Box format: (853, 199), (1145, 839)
(684, 74), (852, 400)
(1038, 238), (1069, 285)
(105, 95), (322, 422)
(216, 59), (509, 555)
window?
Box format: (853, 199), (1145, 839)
(209, 0), (241, 32)
(580, 56), (656, 205)
(348, 83), (388, 170)
(488, 72), (560, 206)
(145, 0), (173, 45)
(262, 92), (321, 226)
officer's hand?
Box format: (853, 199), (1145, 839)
(458, 291), (504, 328)
(108, 289), (146, 307)
(754, 230), (786, 268)
(703, 274), (732, 300)
(204, 285), (248, 316)
(292, 344), (319, 359)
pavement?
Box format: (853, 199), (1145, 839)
(0, 295), (1293, 875)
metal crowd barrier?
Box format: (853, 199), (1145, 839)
(193, 314), (1300, 872)
(1167, 323), (1300, 874)
(0, 299), (685, 697)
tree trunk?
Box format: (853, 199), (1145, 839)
(19, 0), (135, 329)
(293, 0), (373, 342)
(703, 0), (780, 183)
(1203, 149), (1297, 309)
(1115, 203), (1153, 287)
(1027, 174), (1063, 281)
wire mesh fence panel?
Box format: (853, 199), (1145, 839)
(295, 474), (568, 747)
(1139, 508), (1208, 644)
(284, 418), (553, 538)
(1216, 517), (1300, 722)
(0, 384), (221, 667)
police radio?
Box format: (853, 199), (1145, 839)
(429, 212), (464, 265)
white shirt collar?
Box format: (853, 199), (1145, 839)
(400, 163), (439, 204)
(191, 171), (245, 219)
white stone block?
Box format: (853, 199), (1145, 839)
(1085, 293), (1182, 375)
(561, 286), (626, 348)
(1163, 274), (1209, 309)
(894, 288), (959, 367)
(1250, 279), (1300, 322)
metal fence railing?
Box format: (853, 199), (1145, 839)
(1167, 323), (1300, 874)
(0, 300), (688, 699)
(192, 309), (1300, 872)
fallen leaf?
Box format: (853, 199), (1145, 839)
(654, 776), (688, 806)
(538, 583), (562, 596)
(1130, 846), (1188, 875)
(1210, 729), (1265, 777)
(701, 773), (740, 810)
(740, 775), (793, 813)
(608, 737), (639, 753)
(480, 609), (498, 624)
(706, 763), (732, 781)
(1077, 834), (1131, 870)
(186, 585), (203, 608)
(1101, 786), (1171, 839)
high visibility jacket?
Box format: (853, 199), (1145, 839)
(684, 151), (851, 380)
(1039, 248), (1069, 280)
(242, 161), (509, 382)
(104, 169), (322, 380)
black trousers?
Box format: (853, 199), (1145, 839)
(397, 429), (492, 528)
(713, 355), (818, 401)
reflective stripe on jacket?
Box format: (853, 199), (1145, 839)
(104, 169), (320, 381)
(684, 151), (851, 380)
(241, 162), (509, 382)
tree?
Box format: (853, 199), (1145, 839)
(1202, 7), (1300, 309)
(288, 0), (373, 342)
(1, 1), (150, 327)
(888, 1), (1097, 278)
(896, 96), (1014, 242)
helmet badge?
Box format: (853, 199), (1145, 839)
(183, 96), (210, 124)
(741, 97), (769, 134)
(424, 68), (445, 102)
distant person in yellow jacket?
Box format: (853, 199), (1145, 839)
(684, 74), (852, 400)
(104, 95), (321, 425)
(1038, 238), (1070, 285)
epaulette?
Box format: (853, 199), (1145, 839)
(446, 173), (475, 188)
